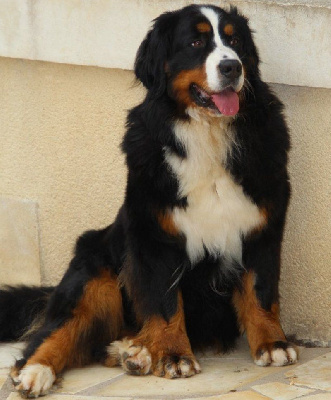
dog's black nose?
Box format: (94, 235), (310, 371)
(219, 59), (242, 79)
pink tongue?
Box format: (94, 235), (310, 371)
(211, 89), (239, 116)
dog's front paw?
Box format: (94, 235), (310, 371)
(153, 354), (201, 379)
(255, 341), (298, 367)
(15, 363), (55, 398)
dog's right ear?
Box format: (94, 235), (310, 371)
(134, 11), (176, 97)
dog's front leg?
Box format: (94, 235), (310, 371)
(109, 292), (201, 378)
(233, 233), (298, 367)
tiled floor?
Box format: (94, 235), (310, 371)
(0, 339), (330, 400)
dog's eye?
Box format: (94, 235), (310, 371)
(230, 37), (240, 46)
(191, 40), (204, 48)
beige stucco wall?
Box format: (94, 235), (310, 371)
(0, 57), (330, 343)
(0, 57), (141, 285)
(273, 85), (331, 345)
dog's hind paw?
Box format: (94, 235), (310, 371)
(107, 338), (152, 375)
(15, 363), (55, 398)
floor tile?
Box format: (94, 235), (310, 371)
(6, 343), (26, 351)
(180, 391), (271, 399)
(285, 352), (331, 392)
(252, 381), (314, 399)
(57, 364), (125, 394)
(197, 337), (252, 361)
(295, 395), (331, 400)
(6, 394), (133, 400)
(0, 368), (9, 390)
(94, 358), (280, 398)
(0, 344), (23, 368)
(1, 342), (329, 400)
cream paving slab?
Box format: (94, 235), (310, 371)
(296, 395), (331, 400)
(0, 368), (9, 390)
(57, 364), (125, 394)
(252, 381), (314, 399)
(133, 391), (271, 400)
(5, 343), (25, 351)
(285, 352), (331, 392)
(197, 337), (252, 361)
(6, 393), (133, 400)
(94, 358), (281, 398)
(0, 344), (23, 368)
(179, 391), (271, 399)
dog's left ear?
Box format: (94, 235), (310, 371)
(134, 11), (176, 97)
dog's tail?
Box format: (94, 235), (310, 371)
(0, 285), (54, 341)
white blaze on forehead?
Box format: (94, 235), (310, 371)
(200, 7), (243, 91)
(200, 7), (225, 50)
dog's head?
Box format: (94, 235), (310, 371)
(135, 5), (259, 117)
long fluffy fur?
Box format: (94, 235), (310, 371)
(1, 4), (292, 393)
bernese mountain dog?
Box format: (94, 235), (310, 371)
(0, 4), (298, 397)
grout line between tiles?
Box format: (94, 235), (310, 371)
(73, 372), (126, 396)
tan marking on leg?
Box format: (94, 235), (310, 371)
(136, 294), (192, 357)
(26, 269), (123, 373)
(233, 271), (285, 358)
(119, 293), (201, 378)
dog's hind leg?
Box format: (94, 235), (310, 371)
(13, 268), (123, 398)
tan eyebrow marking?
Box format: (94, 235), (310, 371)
(196, 22), (211, 33)
(224, 24), (234, 36)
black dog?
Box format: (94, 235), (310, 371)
(0, 4), (297, 397)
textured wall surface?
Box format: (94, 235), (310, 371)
(0, 58), (330, 342)
(0, 197), (41, 285)
(273, 84), (331, 345)
(0, 57), (143, 285)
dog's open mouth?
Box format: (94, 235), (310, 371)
(190, 83), (240, 116)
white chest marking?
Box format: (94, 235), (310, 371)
(166, 115), (264, 264)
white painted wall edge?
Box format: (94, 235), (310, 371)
(0, 0), (330, 88)
(236, 0), (331, 7)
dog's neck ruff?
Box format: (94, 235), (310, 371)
(165, 115), (264, 264)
